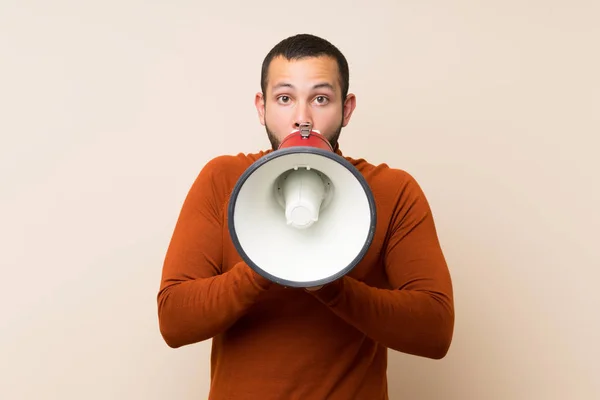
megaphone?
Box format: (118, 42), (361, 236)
(228, 123), (376, 288)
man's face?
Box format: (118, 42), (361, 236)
(255, 55), (356, 150)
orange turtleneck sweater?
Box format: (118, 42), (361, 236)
(157, 149), (454, 400)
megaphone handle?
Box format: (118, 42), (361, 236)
(299, 122), (312, 138)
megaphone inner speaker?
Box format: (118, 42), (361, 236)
(228, 148), (376, 287)
(273, 167), (335, 229)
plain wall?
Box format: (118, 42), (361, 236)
(1, 1), (598, 399)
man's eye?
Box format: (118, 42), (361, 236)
(315, 96), (329, 104)
(278, 96), (290, 103)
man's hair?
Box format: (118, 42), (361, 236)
(260, 34), (350, 101)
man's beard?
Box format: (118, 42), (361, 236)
(265, 121), (343, 151)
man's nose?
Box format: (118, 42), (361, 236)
(293, 103), (313, 130)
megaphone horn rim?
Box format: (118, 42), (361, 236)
(227, 147), (378, 288)
(278, 130), (334, 152)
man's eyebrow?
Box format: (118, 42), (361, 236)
(312, 82), (335, 91)
(272, 82), (294, 90)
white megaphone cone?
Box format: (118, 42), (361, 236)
(228, 123), (377, 287)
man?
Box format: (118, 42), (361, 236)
(157, 33), (454, 399)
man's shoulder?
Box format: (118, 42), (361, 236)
(191, 150), (268, 194)
(343, 154), (418, 192)
(343, 154), (431, 219)
(202, 150), (270, 174)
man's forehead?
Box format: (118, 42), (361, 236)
(266, 55), (341, 90)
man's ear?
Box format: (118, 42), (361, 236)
(342, 93), (356, 127)
(255, 92), (266, 126)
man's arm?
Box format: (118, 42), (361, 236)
(157, 157), (272, 348)
(308, 172), (454, 359)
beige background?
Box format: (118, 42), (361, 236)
(1, 1), (599, 399)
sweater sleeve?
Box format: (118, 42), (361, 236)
(309, 172), (454, 359)
(157, 157), (272, 348)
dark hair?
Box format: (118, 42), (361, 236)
(260, 34), (350, 101)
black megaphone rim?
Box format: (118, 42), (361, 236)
(227, 146), (377, 288)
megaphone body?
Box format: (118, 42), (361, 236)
(228, 124), (377, 288)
